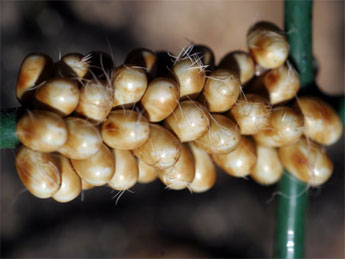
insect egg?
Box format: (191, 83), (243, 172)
(34, 77), (79, 116)
(295, 96), (343, 146)
(112, 65), (148, 107)
(247, 22), (289, 69)
(278, 137), (333, 187)
(52, 155), (82, 203)
(201, 68), (242, 112)
(212, 136), (257, 178)
(108, 149), (138, 191)
(140, 77), (179, 122)
(76, 79), (113, 123)
(15, 146), (61, 199)
(101, 110), (150, 150)
(173, 58), (206, 99)
(58, 117), (102, 160)
(194, 114), (241, 154)
(251, 145), (283, 185)
(229, 93), (271, 135)
(137, 159), (160, 184)
(218, 51), (255, 84)
(188, 142), (216, 193)
(16, 110), (67, 152)
(164, 100), (210, 142)
(71, 143), (115, 186)
(159, 143), (195, 190)
(133, 124), (181, 170)
(16, 53), (53, 104)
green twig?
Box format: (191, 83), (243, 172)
(274, 0), (313, 258)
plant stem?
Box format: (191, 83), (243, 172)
(274, 0), (314, 258)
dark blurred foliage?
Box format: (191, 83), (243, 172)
(1, 1), (344, 258)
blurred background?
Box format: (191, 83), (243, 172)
(1, 1), (344, 258)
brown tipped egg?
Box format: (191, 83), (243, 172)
(140, 77), (179, 122)
(201, 69), (241, 112)
(108, 149), (138, 190)
(263, 63), (300, 105)
(194, 114), (241, 154)
(16, 53), (53, 103)
(16, 110), (67, 152)
(251, 145), (283, 185)
(52, 155), (82, 203)
(247, 22), (289, 69)
(278, 138), (333, 187)
(218, 51), (255, 84)
(76, 79), (113, 123)
(189, 44), (215, 69)
(229, 94), (271, 135)
(138, 159), (160, 184)
(125, 48), (157, 78)
(133, 124), (181, 170)
(15, 146), (60, 198)
(212, 137), (257, 178)
(159, 144), (195, 190)
(253, 106), (304, 147)
(173, 58), (206, 99)
(188, 143), (216, 193)
(112, 65), (148, 107)
(71, 143), (115, 186)
(296, 97), (343, 146)
(58, 117), (102, 160)
(101, 110), (150, 150)
(59, 53), (89, 79)
(34, 77), (79, 116)
(164, 100), (210, 142)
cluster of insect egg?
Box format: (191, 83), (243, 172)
(14, 22), (343, 202)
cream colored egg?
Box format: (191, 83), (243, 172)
(194, 114), (241, 154)
(296, 97), (343, 146)
(108, 149), (138, 190)
(16, 110), (67, 152)
(133, 124), (181, 170)
(34, 77), (79, 116)
(71, 143), (115, 186)
(218, 51), (255, 84)
(159, 144), (195, 190)
(247, 22), (289, 69)
(140, 78), (179, 122)
(251, 145), (283, 185)
(263, 63), (300, 105)
(76, 79), (113, 123)
(253, 106), (304, 147)
(138, 159), (160, 184)
(229, 94), (271, 135)
(16, 53), (53, 102)
(201, 69), (241, 112)
(188, 143), (216, 193)
(15, 146), (60, 199)
(164, 100), (210, 142)
(112, 65), (147, 107)
(61, 53), (89, 79)
(53, 155), (82, 203)
(58, 117), (102, 160)
(278, 138), (333, 187)
(173, 58), (206, 99)
(101, 110), (150, 150)
(212, 137), (257, 178)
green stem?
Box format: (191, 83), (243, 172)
(0, 108), (21, 148)
(274, 1), (314, 258)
